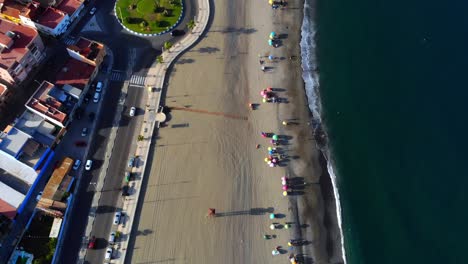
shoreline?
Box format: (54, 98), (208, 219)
(277, 0), (346, 262)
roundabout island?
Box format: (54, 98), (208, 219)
(115, 0), (184, 36)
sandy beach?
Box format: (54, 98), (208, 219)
(127, 0), (344, 263)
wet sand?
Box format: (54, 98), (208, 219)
(128, 0), (344, 263)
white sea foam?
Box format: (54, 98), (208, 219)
(300, 0), (347, 262)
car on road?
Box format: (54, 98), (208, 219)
(72, 159), (82, 170)
(88, 112), (95, 121)
(127, 156), (135, 167)
(87, 236), (96, 249)
(129, 106), (136, 117)
(95, 81), (103, 92)
(93, 92), (100, 103)
(74, 140), (87, 147)
(36, 191), (43, 202)
(89, 7), (96, 15)
(81, 127), (88, 137)
(113, 212), (121, 225)
(122, 185), (130, 196)
(74, 108), (83, 120)
(105, 247), (112, 260)
(84, 93), (91, 104)
(108, 232), (116, 244)
(85, 160), (92, 171)
(171, 29), (185, 36)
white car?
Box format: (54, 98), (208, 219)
(89, 7), (97, 15)
(93, 92), (100, 103)
(81, 127), (88, 137)
(113, 211), (121, 225)
(108, 231), (116, 244)
(85, 160), (92, 171)
(95, 81), (103, 92)
(104, 247), (112, 260)
(72, 160), (81, 170)
(129, 107), (136, 117)
(36, 191), (43, 202)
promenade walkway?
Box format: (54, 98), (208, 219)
(77, 0), (211, 262)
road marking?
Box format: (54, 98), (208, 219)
(110, 71), (126, 82)
(130, 75), (146, 86)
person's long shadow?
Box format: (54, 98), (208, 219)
(215, 207), (274, 217)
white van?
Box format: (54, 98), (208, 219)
(95, 81), (103, 92)
(85, 160), (92, 170)
(93, 92), (100, 103)
(105, 247), (113, 260)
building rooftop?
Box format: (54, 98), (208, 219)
(54, 58), (95, 89)
(0, 126), (30, 157)
(15, 110), (57, 146)
(56, 0), (82, 16)
(25, 81), (68, 124)
(42, 157), (72, 201)
(68, 37), (104, 62)
(0, 0), (38, 19)
(35, 7), (66, 29)
(0, 18), (38, 70)
(0, 84), (6, 96)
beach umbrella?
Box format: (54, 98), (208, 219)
(260, 90), (266, 96)
(263, 98), (267, 103)
(269, 213), (276, 219)
(268, 39), (274, 46)
(269, 32), (277, 39)
(264, 158), (269, 163)
(268, 55), (274, 60)
(270, 224), (277, 230)
(272, 134), (279, 140)
(285, 223), (291, 229)
(283, 191), (289, 196)
(269, 163), (275, 167)
(282, 180), (287, 185)
(268, 147), (272, 151)
(267, 87), (273, 92)
(282, 185), (289, 191)
(268, 0), (274, 5)
(272, 250), (280, 256)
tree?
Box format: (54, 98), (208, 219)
(157, 55), (164, 63)
(163, 41), (172, 50)
(187, 19), (196, 31)
(137, 135), (144, 141)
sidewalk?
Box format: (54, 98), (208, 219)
(113, 0), (211, 263)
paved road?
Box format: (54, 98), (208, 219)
(54, 0), (196, 262)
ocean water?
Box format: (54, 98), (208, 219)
(302, 0), (468, 263)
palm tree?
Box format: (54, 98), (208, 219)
(157, 55), (164, 63)
(137, 135), (144, 141)
(163, 41), (172, 50)
(187, 19), (196, 32)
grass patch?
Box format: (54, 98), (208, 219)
(116, 0), (183, 34)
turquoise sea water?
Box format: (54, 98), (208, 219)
(312, 0), (468, 263)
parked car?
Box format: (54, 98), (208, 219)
(75, 140), (87, 147)
(105, 247), (112, 260)
(81, 127), (88, 137)
(93, 92), (100, 103)
(88, 236), (96, 249)
(108, 232), (116, 244)
(88, 112), (95, 121)
(171, 29), (185, 36)
(113, 211), (121, 225)
(127, 156), (135, 168)
(122, 185), (130, 196)
(85, 160), (93, 170)
(89, 7), (97, 15)
(36, 191), (43, 202)
(72, 159), (82, 170)
(96, 81), (103, 92)
(129, 107), (136, 117)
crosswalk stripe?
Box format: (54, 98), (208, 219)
(130, 75), (146, 85)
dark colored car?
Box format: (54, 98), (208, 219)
(84, 93), (91, 104)
(75, 140), (87, 147)
(75, 108), (83, 120)
(122, 185), (130, 196)
(88, 112), (95, 121)
(171, 29), (185, 36)
(88, 236), (96, 249)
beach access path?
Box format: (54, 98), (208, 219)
(125, 0), (345, 263)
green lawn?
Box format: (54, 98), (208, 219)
(116, 0), (183, 34)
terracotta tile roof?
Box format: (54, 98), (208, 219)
(56, 0), (82, 16)
(55, 58), (95, 89)
(26, 81), (67, 124)
(36, 7), (66, 29)
(0, 19), (38, 70)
